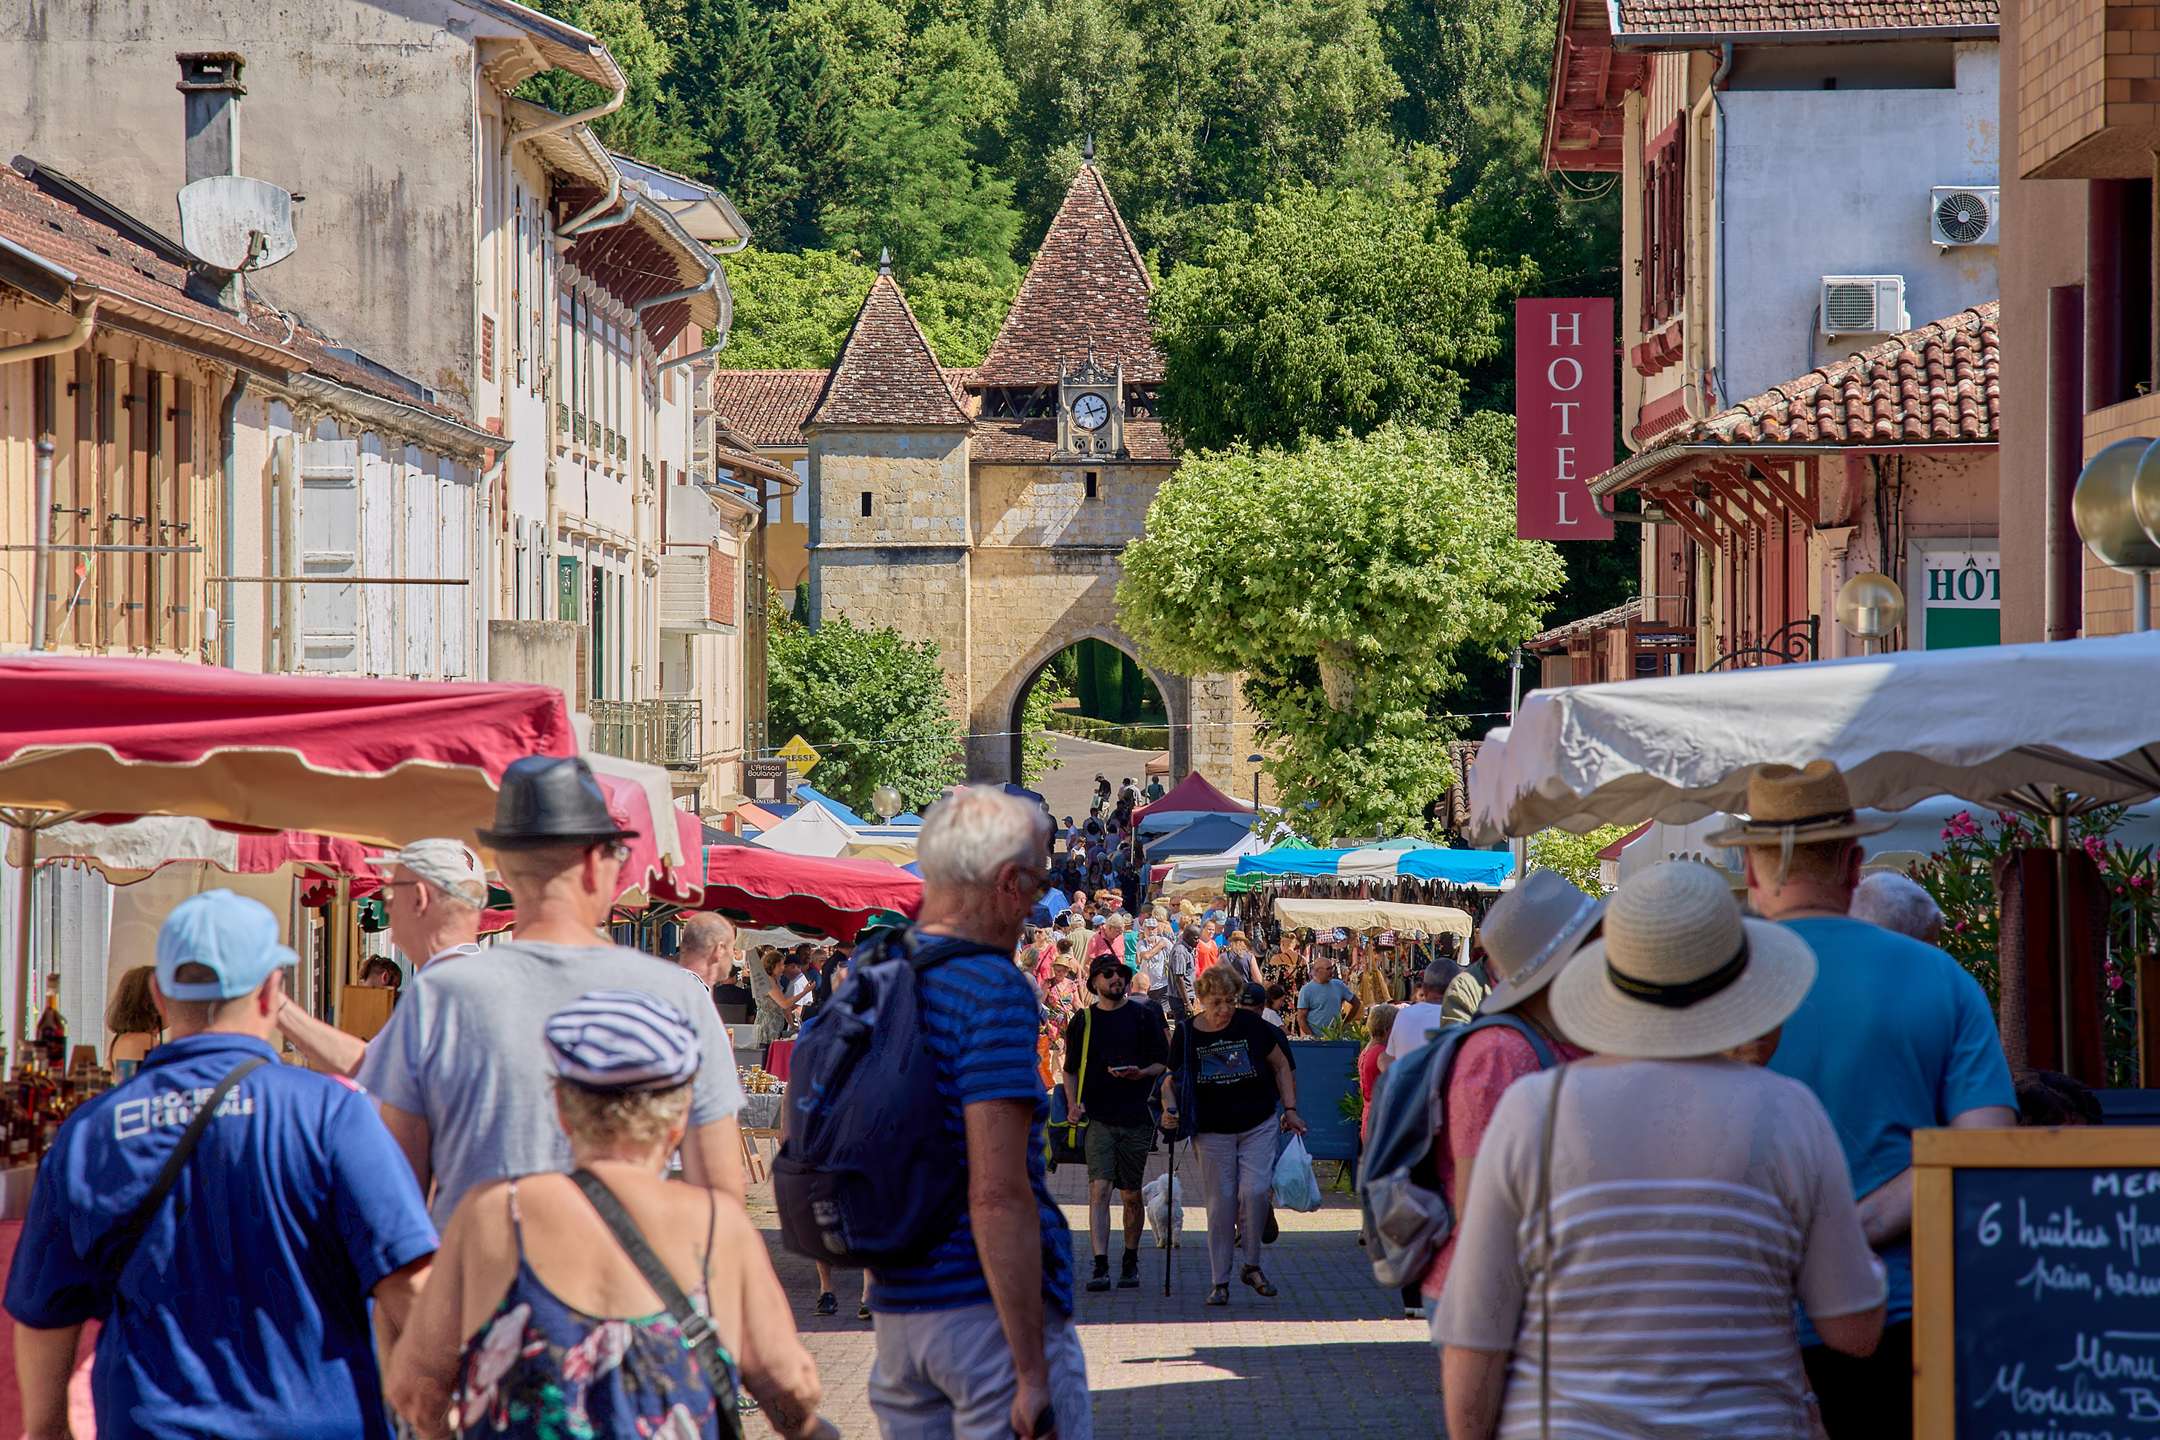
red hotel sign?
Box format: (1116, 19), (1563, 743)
(1516, 299), (1614, 541)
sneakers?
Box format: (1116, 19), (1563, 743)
(1117, 1251), (1140, 1288)
(858, 1301), (872, 1321)
(813, 1291), (838, 1317)
(1086, 1255), (1112, 1292)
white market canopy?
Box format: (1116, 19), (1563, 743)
(1470, 631), (2160, 842)
(1273, 896), (1474, 940)
(751, 803), (857, 857)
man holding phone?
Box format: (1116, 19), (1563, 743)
(1062, 956), (1169, 1292)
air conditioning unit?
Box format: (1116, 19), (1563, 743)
(1930, 184), (2000, 247)
(1820, 275), (1909, 337)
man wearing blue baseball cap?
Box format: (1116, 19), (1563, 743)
(6, 890), (438, 1440)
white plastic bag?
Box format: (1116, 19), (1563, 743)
(1272, 1134), (1322, 1213)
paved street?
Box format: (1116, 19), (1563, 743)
(745, 1145), (1443, 1439)
(1032, 733), (1159, 822)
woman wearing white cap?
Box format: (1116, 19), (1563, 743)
(387, 990), (827, 1440)
(1432, 862), (1886, 1440)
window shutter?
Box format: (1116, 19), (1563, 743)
(297, 439), (360, 671)
(359, 440), (396, 673)
(402, 448), (440, 676)
(441, 465), (471, 678)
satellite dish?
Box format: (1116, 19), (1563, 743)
(177, 174), (297, 273)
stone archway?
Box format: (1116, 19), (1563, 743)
(970, 620), (1189, 786)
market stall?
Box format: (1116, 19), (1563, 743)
(698, 845), (921, 943)
(1272, 896), (1475, 941)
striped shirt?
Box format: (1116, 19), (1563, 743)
(868, 944), (1074, 1316)
(1433, 1059), (1884, 1440)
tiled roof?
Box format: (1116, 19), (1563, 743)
(0, 162), (301, 366)
(807, 274), (969, 429)
(971, 417), (1177, 464)
(1527, 598), (1643, 652)
(1677, 302), (1999, 447)
(712, 369), (825, 448)
(975, 165), (1163, 386)
(0, 161), (477, 431)
(1613, 0), (1997, 35)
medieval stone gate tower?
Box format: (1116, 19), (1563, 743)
(802, 160), (1256, 786)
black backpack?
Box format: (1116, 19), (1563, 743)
(774, 927), (974, 1265)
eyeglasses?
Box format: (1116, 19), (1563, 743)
(1007, 864), (1049, 899)
(591, 840), (632, 863)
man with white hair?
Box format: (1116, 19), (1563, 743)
(1849, 872), (1945, 945)
(867, 786), (1090, 1440)
(277, 838), (486, 1076)
(672, 912), (741, 989)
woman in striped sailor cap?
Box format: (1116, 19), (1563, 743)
(387, 991), (830, 1440)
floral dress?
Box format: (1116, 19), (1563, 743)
(454, 1180), (740, 1440)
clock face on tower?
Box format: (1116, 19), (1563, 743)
(1071, 392), (1109, 432)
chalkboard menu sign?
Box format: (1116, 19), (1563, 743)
(1915, 1129), (2160, 1439)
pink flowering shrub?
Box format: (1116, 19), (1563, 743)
(1909, 808), (2147, 1088)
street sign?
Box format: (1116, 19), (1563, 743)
(743, 759), (789, 804)
(775, 734), (822, 777)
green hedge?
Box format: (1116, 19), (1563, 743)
(1044, 712), (1171, 752)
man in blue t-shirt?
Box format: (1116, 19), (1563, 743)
(868, 787), (1090, 1440)
(6, 891), (437, 1440)
(1712, 763), (2015, 1440)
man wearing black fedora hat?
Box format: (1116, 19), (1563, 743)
(1716, 760), (2014, 1440)
(358, 756), (750, 1228)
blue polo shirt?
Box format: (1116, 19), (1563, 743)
(4, 1033), (437, 1439)
(1770, 915), (2015, 1337)
(868, 941), (1073, 1317)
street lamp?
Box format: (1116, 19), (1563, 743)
(1246, 752), (1263, 814)
(871, 784), (903, 822)
(1835, 571), (1906, 653)
(2073, 436), (2160, 631)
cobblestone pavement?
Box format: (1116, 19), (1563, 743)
(745, 1143), (1444, 1439)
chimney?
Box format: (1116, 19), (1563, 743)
(176, 52), (245, 188)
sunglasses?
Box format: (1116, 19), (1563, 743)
(590, 840), (632, 863)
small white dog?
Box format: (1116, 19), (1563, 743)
(1143, 1172), (1185, 1248)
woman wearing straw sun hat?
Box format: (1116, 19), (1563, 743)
(1431, 861), (1887, 1440)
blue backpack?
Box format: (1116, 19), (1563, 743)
(774, 927), (974, 1265)
(1357, 1014), (1555, 1288)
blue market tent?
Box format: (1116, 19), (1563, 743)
(795, 784), (869, 826)
(1235, 843), (1514, 888)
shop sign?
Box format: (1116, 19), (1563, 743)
(1515, 298), (1615, 541)
(1908, 544), (2000, 650)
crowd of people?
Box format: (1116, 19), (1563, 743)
(0, 755), (2086, 1440)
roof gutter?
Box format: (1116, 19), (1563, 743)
(0, 296), (97, 365)
(560, 190), (638, 240)
(507, 67), (625, 151)
(1609, 23), (1996, 46)
(1590, 442), (1843, 498)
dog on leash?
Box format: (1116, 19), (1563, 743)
(1143, 1172), (1185, 1248)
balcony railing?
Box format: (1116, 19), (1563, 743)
(587, 697), (703, 770)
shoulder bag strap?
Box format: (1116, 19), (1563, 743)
(1538, 1062), (1570, 1440)
(1075, 1006), (1092, 1105)
(570, 1169), (746, 1440)
(106, 1055), (267, 1280)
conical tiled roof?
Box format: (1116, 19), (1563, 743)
(807, 273), (970, 428)
(975, 164), (1163, 386)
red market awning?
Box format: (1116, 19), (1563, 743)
(15, 814), (379, 885)
(697, 846), (921, 943)
(595, 767), (705, 908)
(0, 654), (575, 846)
(1134, 771), (1254, 823)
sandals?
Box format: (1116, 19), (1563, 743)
(1205, 1284), (1230, 1306)
(1241, 1265), (1278, 1298)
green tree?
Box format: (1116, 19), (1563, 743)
(819, 21), (1023, 273)
(1118, 420), (1563, 839)
(668, 0), (804, 239)
(1151, 173), (1522, 451)
(906, 257), (1022, 366)
(999, 0), (1401, 263)
(1016, 671), (1073, 786)
(766, 595), (964, 811)
(723, 248), (878, 368)
(520, 0), (700, 173)
(1526, 825), (1629, 893)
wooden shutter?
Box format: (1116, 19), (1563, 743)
(402, 449), (439, 676)
(441, 468), (471, 678)
(66, 350), (94, 647)
(359, 439), (395, 674)
(168, 377), (195, 650)
(94, 359), (117, 649)
(297, 439), (360, 671)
